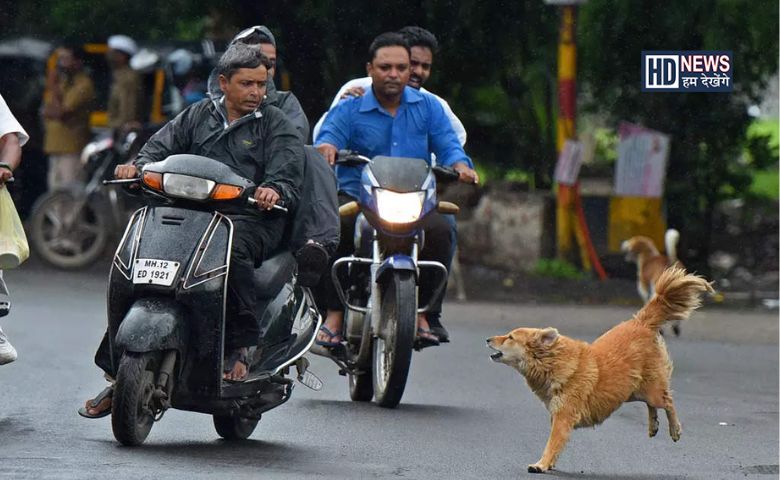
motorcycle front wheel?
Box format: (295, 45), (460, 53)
(112, 352), (160, 446)
(213, 415), (259, 440)
(372, 270), (416, 408)
(29, 191), (109, 269)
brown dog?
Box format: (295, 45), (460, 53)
(622, 229), (683, 335)
(487, 266), (713, 474)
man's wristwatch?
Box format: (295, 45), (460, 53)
(0, 162), (12, 172)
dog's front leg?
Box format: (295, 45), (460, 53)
(528, 414), (574, 474)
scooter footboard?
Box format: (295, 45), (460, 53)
(115, 298), (189, 354)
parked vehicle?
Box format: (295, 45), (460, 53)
(102, 154), (321, 446)
(321, 151), (460, 408)
(28, 130), (144, 269)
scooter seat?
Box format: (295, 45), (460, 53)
(254, 250), (296, 299)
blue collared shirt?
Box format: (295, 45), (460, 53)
(315, 86), (473, 199)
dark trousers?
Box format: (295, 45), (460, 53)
(94, 214), (283, 376)
(316, 193), (453, 315)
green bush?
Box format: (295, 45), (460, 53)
(532, 259), (586, 280)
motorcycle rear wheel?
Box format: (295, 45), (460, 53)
(372, 270), (416, 408)
(213, 415), (259, 440)
(29, 191), (108, 269)
(112, 352), (160, 446)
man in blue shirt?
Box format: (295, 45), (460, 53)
(314, 32), (478, 349)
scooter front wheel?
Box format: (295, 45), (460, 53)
(112, 352), (160, 446)
(213, 415), (259, 440)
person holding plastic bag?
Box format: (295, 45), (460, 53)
(0, 92), (30, 364)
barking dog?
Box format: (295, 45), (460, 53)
(622, 228), (683, 335)
(487, 266), (712, 474)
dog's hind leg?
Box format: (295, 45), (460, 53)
(528, 414), (574, 474)
(647, 405), (659, 437)
(645, 387), (682, 442)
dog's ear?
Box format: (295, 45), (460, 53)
(539, 327), (559, 345)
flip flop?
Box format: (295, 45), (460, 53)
(78, 386), (113, 419)
(314, 325), (343, 348)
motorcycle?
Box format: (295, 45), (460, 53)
(102, 154), (321, 446)
(321, 150), (460, 408)
(29, 130), (144, 269)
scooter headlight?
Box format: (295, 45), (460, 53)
(162, 173), (215, 200)
(375, 189), (425, 224)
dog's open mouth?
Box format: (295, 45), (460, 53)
(488, 346), (503, 361)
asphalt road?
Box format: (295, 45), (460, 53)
(0, 266), (777, 480)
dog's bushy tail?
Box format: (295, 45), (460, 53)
(634, 266), (714, 331)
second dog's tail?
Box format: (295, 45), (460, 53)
(665, 228), (680, 263)
(634, 266), (714, 331)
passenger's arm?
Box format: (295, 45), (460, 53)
(282, 92), (310, 143)
(260, 110), (305, 209)
(435, 95), (467, 147)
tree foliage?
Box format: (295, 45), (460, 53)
(578, 0), (779, 269)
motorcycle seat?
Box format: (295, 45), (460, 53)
(253, 250), (296, 299)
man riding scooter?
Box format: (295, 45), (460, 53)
(80, 43), (304, 418)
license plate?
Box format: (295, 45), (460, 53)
(133, 258), (180, 286)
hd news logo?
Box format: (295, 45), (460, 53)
(642, 51), (733, 92)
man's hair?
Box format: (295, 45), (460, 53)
(217, 43), (272, 79)
(368, 32), (410, 62)
(398, 26), (438, 54)
(233, 31), (273, 46)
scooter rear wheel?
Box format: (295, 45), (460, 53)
(112, 352), (160, 446)
(213, 415), (259, 440)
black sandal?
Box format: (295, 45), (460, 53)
(78, 385), (113, 419)
(414, 327), (440, 350)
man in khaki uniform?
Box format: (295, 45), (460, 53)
(106, 35), (143, 131)
(42, 45), (95, 189)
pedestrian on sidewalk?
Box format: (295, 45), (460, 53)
(0, 92), (30, 364)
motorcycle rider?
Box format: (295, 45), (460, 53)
(80, 43), (304, 417)
(209, 25), (337, 285)
(313, 26), (466, 341)
(313, 32), (478, 350)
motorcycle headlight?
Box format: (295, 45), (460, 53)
(162, 173), (215, 200)
(375, 189), (425, 224)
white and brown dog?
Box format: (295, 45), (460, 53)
(622, 229), (683, 335)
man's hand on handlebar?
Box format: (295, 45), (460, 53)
(316, 143), (338, 166)
(114, 164), (139, 179)
(453, 162), (480, 185)
(254, 187), (280, 211)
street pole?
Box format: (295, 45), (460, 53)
(551, 1), (607, 279)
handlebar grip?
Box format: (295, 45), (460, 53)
(247, 196), (288, 213)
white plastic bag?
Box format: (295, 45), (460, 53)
(0, 186), (29, 268)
